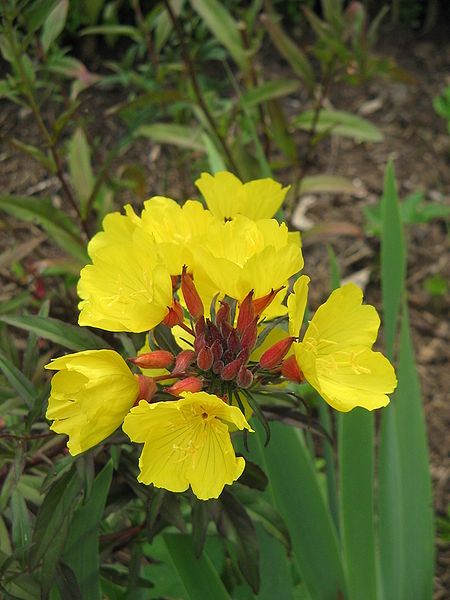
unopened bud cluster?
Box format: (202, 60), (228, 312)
(128, 267), (301, 405)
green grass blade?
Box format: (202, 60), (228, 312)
(260, 423), (347, 599)
(63, 461), (114, 600)
(338, 409), (377, 600)
(163, 534), (231, 600)
(380, 160), (406, 355)
(0, 315), (110, 351)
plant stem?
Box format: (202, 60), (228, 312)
(162, 0), (239, 174)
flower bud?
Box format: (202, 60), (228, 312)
(259, 337), (295, 369)
(166, 376), (203, 396)
(194, 332), (206, 354)
(181, 266), (204, 320)
(236, 291), (255, 333)
(195, 315), (206, 337)
(136, 375), (157, 403)
(227, 329), (241, 356)
(221, 358), (242, 381)
(130, 350), (174, 369)
(212, 360), (224, 375)
(173, 349), (196, 374)
(216, 301), (230, 325)
(163, 300), (184, 327)
(281, 355), (304, 383)
(253, 287), (284, 316)
(211, 339), (223, 362)
(240, 318), (258, 351)
(197, 346), (214, 371)
(236, 366), (253, 389)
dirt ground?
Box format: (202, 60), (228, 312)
(0, 25), (449, 598)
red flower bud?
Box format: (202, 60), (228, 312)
(212, 360), (224, 375)
(194, 332), (206, 354)
(259, 337), (295, 369)
(236, 366), (253, 389)
(163, 300), (184, 327)
(236, 290), (255, 333)
(211, 339), (223, 362)
(173, 349), (196, 374)
(216, 301), (230, 325)
(221, 358), (242, 381)
(240, 318), (258, 351)
(135, 375), (157, 404)
(281, 355), (304, 383)
(130, 350), (174, 369)
(166, 376), (203, 396)
(195, 315), (206, 337)
(227, 329), (241, 355)
(181, 265), (204, 320)
(197, 346), (214, 371)
(253, 287), (284, 316)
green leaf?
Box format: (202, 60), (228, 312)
(201, 133), (227, 173)
(338, 409), (377, 600)
(0, 195), (87, 263)
(41, 0), (69, 52)
(380, 161), (406, 354)
(256, 423), (347, 599)
(260, 13), (315, 89)
(255, 524), (295, 600)
(63, 461), (113, 600)
(189, 0), (247, 67)
(241, 79), (299, 108)
(163, 534), (231, 600)
(293, 109), (383, 142)
(31, 467), (82, 592)
(23, 0), (59, 32)
(68, 128), (95, 219)
(0, 315), (110, 352)
(10, 490), (32, 557)
(154, 0), (185, 53)
(80, 25), (142, 43)
(379, 304), (434, 600)
(0, 351), (37, 408)
(299, 174), (357, 195)
(221, 491), (260, 592)
(135, 123), (206, 151)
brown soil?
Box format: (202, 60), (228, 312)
(0, 26), (449, 599)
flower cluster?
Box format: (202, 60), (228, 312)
(45, 171), (397, 500)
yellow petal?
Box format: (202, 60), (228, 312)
(123, 392), (252, 500)
(302, 283), (380, 353)
(287, 275), (310, 337)
(196, 171), (289, 220)
(45, 350), (138, 455)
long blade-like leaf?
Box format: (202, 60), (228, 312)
(163, 534), (231, 600)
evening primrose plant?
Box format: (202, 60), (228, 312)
(44, 171), (396, 502)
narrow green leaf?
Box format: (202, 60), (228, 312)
(241, 79), (299, 108)
(189, 0), (247, 67)
(381, 160), (406, 354)
(154, 0), (185, 53)
(68, 128), (94, 219)
(256, 524), (294, 600)
(0, 315), (110, 352)
(293, 109), (383, 142)
(0, 195), (87, 263)
(136, 123), (206, 151)
(267, 99), (298, 162)
(260, 13), (315, 89)
(164, 534), (231, 600)
(338, 409), (377, 600)
(300, 175), (357, 195)
(80, 25), (143, 43)
(201, 133), (227, 173)
(0, 351), (37, 407)
(63, 461), (113, 600)
(257, 423), (347, 599)
(41, 0), (69, 52)
(11, 490), (32, 556)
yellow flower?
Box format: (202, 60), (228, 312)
(193, 215), (303, 307)
(195, 171), (289, 220)
(138, 196), (216, 275)
(45, 350), (139, 455)
(78, 212), (173, 332)
(122, 391), (253, 500)
(288, 279), (397, 412)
